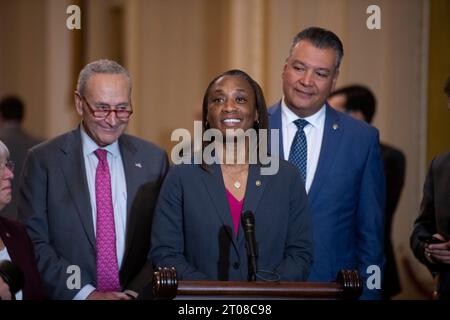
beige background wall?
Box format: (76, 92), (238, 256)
(1, 0), (449, 298)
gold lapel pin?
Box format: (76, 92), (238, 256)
(255, 180), (261, 187)
(332, 123), (339, 130)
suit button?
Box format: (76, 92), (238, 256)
(233, 262), (240, 269)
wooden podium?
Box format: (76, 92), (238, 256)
(152, 268), (363, 300)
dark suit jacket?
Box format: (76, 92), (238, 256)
(150, 160), (313, 281)
(268, 103), (385, 299)
(18, 127), (168, 299)
(0, 216), (46, 299)
(381, 143), (406, 298)
(411, 152), (450, 296)
(0, 124), (41, 220)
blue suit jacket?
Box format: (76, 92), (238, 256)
(150, 160), (313, 282)
(268, 102), (385, 299)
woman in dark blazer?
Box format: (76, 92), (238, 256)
(0, 140), (45, 300)
(151, 70), (313, 281)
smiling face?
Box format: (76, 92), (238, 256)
(75, 73), (130, 147)
(282, 40), (339, 117)
(206, 75), (258, 137)
(0, 158), (13, 210)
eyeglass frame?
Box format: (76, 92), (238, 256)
(0, 160), (15, 173)
(80, 95), (133, 120)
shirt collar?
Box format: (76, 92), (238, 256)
(80, 123), (120, 158)
(281, 97), (326, 129)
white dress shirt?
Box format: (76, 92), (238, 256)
(281, 98), (325, 193)
(74, 125), (128, 300)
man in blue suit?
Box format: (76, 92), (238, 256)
(268, 27), (385, 299)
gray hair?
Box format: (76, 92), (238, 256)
(76, 59), (132, 96)
(444, 76), (450, 97)
(288, 26), (344, 70)
(0, 140), (10, 160)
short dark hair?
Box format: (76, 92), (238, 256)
(0, 95), (24, 122)
(444, 76), (450, 97)
(329, 85), (376, 123)
(289, 26), (344, 69)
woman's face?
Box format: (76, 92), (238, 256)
(0, 157), (14, 210)
(206, 75), (258, 137)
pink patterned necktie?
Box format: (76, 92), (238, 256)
(94, 149), (120, 292)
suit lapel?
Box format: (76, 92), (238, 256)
(200, 163), (267, 249)
(238, 164), (267, 244)
(59, 128), (96, 249)
(308, 106), (343, 203)
(268, 101), (285, 159)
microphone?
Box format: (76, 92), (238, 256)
(241, 210), (258, 281)
(0, 260), (25, 295)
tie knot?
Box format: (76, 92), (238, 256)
(94, 149), (108, 162)
(293, 119), (309, 130)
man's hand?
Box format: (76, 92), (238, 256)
(425, 233), (450, 264)
(0, 277), (12, 300)
(87, 290), (131, 300)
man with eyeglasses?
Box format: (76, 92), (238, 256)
(18, 59), (169, 300)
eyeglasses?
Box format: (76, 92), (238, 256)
(0, 160), (14, 173)
(81, 96), (133, 120)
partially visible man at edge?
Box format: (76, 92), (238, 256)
(18, 59), (169, 299)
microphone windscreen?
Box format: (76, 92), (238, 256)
(0, 260), (25, 294)
(241, 210), (255, 225)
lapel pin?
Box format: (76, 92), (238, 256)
(255, 180), (261, 187)
(5, 232), (11, 238)
(332, 123), (339, 130)
(135, 162), (142, 168)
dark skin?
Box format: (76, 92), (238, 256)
(206, 75), (258, 201)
